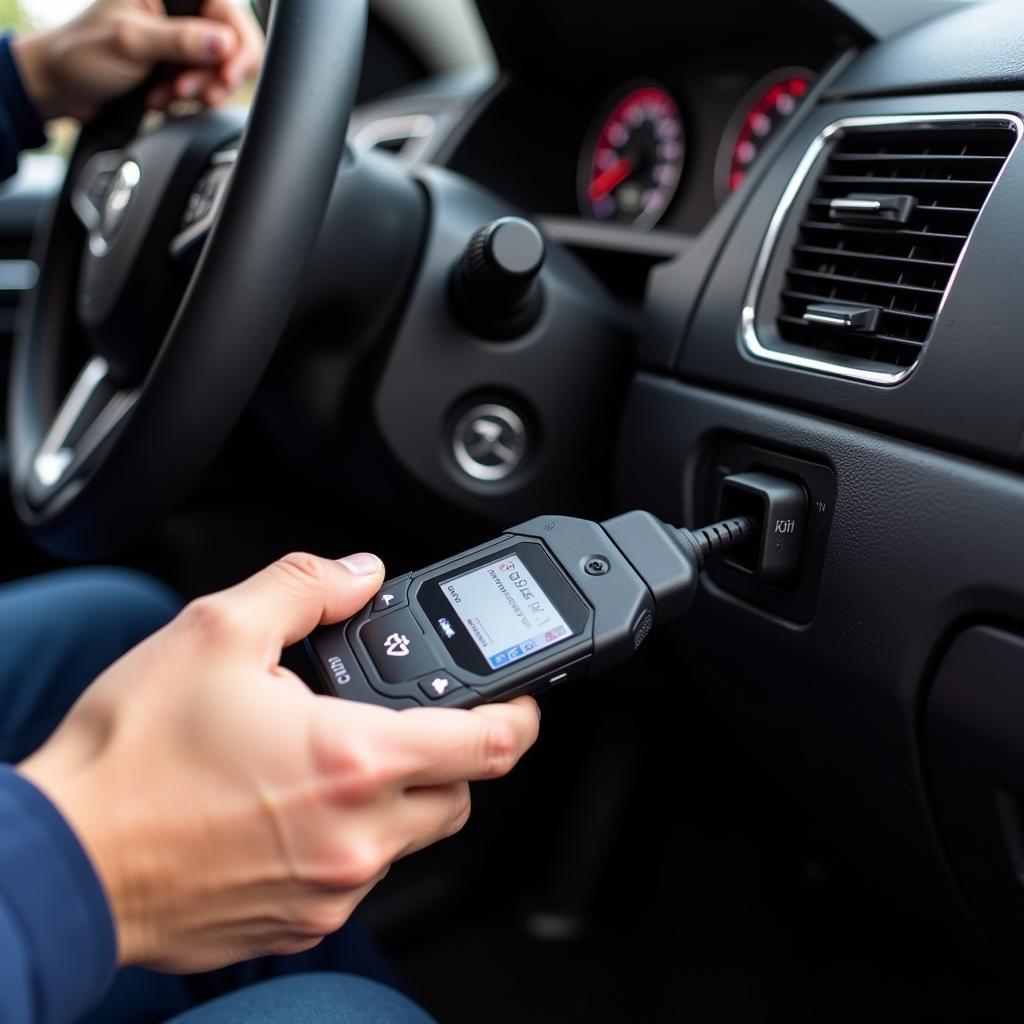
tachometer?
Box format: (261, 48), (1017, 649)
(718, 69), (815, 198)
(579, 83), (684, 229)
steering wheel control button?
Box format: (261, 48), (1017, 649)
(452, 403), (528, 482)
(171, 152), (236, 259)
(452, 217), (545, 337)
(359, 610), (439, 683)
(418, 674), (467, 701)
(181, 172), (219, 228)
(371, 577), (411, 614)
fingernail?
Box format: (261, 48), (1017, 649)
(338, 553), (382, 576)
(205, 29), (229, 59)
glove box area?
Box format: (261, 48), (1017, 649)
(926, 625), (1024, 959)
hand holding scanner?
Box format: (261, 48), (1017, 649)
(306, 512), (755, 709)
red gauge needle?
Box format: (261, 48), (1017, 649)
(588, 157), (633, 201)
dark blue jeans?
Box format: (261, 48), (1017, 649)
(0, 568), (435, 1024)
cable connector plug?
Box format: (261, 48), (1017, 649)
(601, 510), (761, 626)
(676, 516), (758, 571)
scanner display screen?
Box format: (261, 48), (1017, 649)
(439, 552), (573, 671)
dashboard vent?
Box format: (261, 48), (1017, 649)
(351, 113), (437, 163)
(768, 119), (1018, 377)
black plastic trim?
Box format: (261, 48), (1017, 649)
(614, 371), (1024, 927)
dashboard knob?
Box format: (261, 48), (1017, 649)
(452, 217), (545, 338)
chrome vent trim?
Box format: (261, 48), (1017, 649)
(741, 113), (1024, 386)
(351, 113), (438, 163)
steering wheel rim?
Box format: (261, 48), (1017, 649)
(8, 0), (367, 559)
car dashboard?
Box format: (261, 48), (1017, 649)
(446, 45), (837, 237)
(6, 0), (1024, 1019)
(351, 0), (1024, 998)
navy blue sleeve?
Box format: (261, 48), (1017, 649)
(0, 766), (117, 1024)
(0, 33), (47, 181)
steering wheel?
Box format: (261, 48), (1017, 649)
(7, 0), (367, 558)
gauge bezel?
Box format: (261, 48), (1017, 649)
(714, 66), (815, 204)
(576, 79), (685, 231)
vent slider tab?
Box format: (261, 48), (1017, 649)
(828, 192), (916, 225)
(802, 302), (880, 331)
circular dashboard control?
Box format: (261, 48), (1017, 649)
(452, 217), (545, 337)
(451, 403), (528, 482)
(579, 83), (684, 229)
(717, 68), (815, 199)
(482, 217), (546, 277)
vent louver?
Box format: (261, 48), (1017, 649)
(744, 116), (1021, 383)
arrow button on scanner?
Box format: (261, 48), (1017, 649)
(372, 577), (411, 614)
(418, 674), (468, 701)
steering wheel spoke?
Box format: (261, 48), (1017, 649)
(70, 150), (130, 247)
(30, 357), (138, 498)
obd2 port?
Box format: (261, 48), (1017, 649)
(718, 471), (808, 585)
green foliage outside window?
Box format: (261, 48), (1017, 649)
(0, 0), (31, 33)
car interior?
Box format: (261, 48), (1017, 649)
(4, 0), (1024, 1020)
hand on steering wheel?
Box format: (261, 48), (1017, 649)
(8, 0), (367, 559)
(12, 0), (263, 121)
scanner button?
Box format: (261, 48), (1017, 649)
(372, 577), (411, 614)
(418, 674), (467, 702)
(360, 610), (439, 683)
(544, 656), (590, 690)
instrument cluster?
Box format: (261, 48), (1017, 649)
(576, 68), (816, 231)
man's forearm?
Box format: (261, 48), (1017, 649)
(10, 29), (61, 122)
(0, 767), (116, 1024)
(0, 34), (47, 182)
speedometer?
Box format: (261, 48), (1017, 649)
(579, 83), (684, 229)
(718, 68), (814, 198)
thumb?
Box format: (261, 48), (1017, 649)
(211, 552), (385, 651)
(112, 12), (237, 67)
